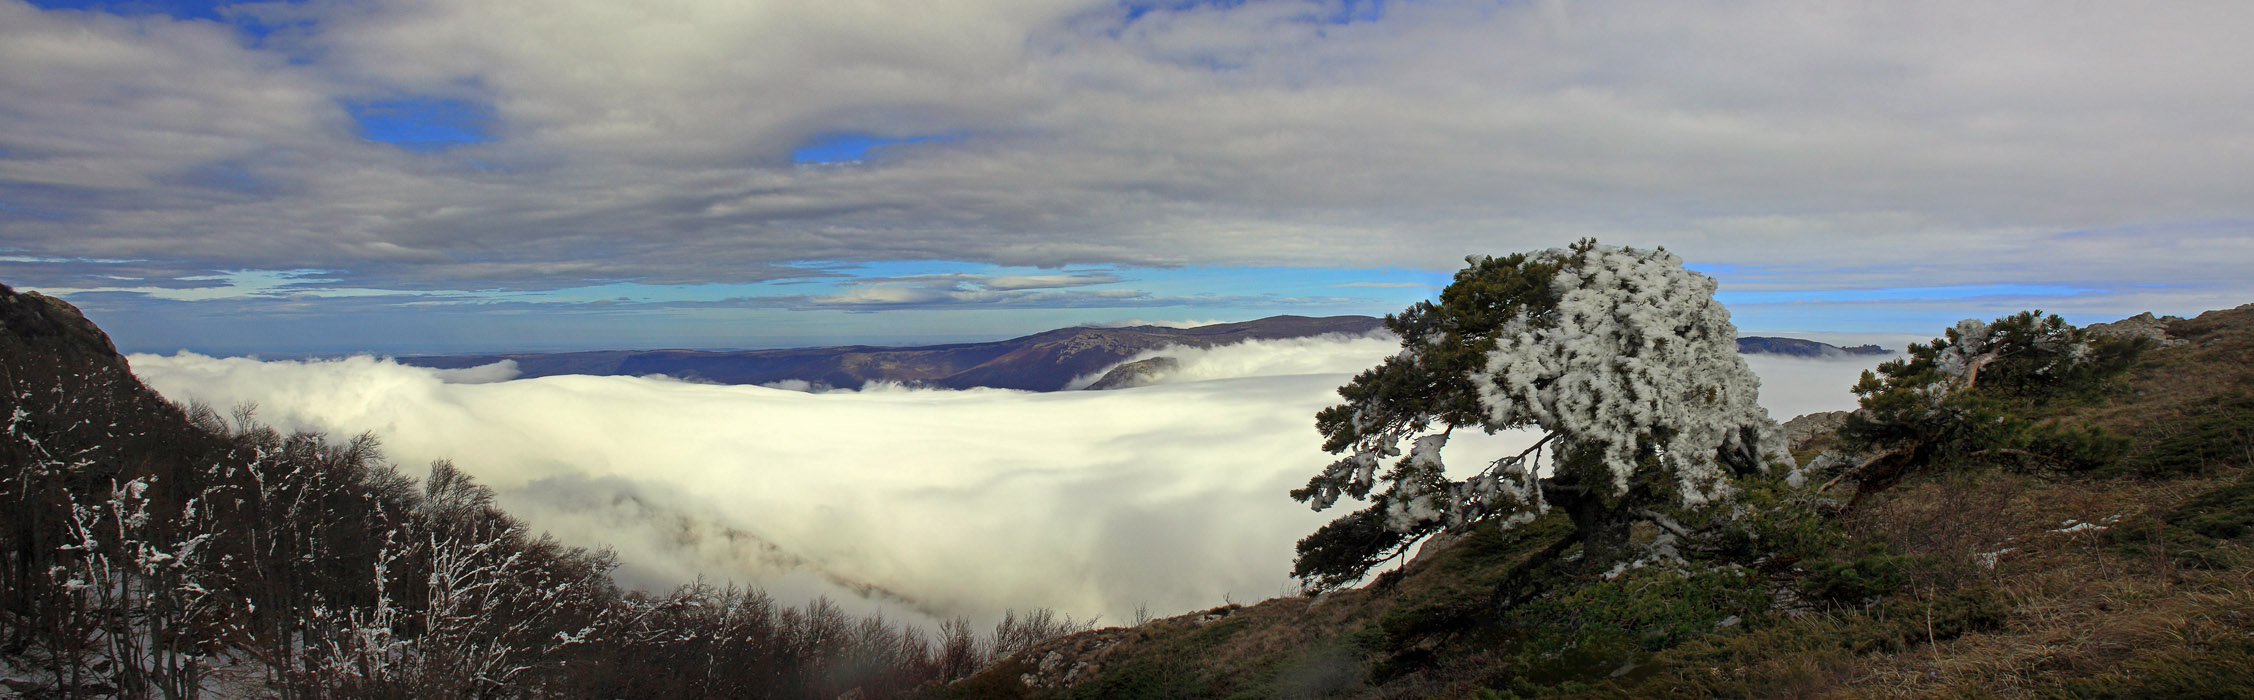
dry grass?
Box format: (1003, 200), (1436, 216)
(1842, 566), (2254, 699)
(1821, 458), (2254, 699)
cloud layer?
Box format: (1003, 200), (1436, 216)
(127, 335), (1891, 625)
(4, 0), (2252, 327)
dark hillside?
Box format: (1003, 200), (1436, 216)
(930, 305), (2254, 700)
(3, 287), (241, 684)
(0, 284), (1081, 698)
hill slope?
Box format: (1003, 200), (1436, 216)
(929, 304), (2254, 700)
(0, 285), (1048, 699)
(402, 315), (1386, 391)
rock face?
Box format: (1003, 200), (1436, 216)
(0, 286), (128, 373)
(0, 283), (228, 520)
(1084, 356), (1181, 390)
(1015, 627), (1135, 690)
(1782, 410), (1854, 451)
(1409, 529), (1465, 564)
(404, 315), (1386, 392)
(2085, 311), (2189, 348)
(1006, 604), (1244, 691)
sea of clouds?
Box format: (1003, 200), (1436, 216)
(128, 335), (1892, 627)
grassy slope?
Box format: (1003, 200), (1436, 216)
(930, 305), (2254, 700)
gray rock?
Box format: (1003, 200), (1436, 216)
(2085, 312), (2187, 348)
(1409, 529), (1465, 565)
(1781, 410), (1853, 451)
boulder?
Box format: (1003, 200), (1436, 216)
(1782, 410), (1853, 451)
(2085, 312), (2188, 348)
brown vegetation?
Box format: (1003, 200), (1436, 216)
(931, 304), (2254, 700)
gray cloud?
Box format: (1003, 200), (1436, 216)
(3, 0), (2251, 312)
(981, 272), (1124, 291)
(804, 271), (1137, 308)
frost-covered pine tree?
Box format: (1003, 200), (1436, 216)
(1291, 240), (1792, 591)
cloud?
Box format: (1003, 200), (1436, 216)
(126, 333), (1891, 626)
(805, 284), (1149, 309)
(794, 271), (1362, 312)
(4, 0), (2251, 320)
(1062, 332), (1400, 389)
(1331, 282), (1433, 289)
(981, 272), (1124, 291)
(807, 271), (1133, 307)
(430, 359), (521, 384)
(1076, 318), (1237, 329)
(1738, 352), (1900, 423)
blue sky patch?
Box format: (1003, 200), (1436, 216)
(1118, 0), (1386, 26)
(1120, 0), (1250, 23)
(1716, 284), (2097, 306)
(25, 0), (298, 43)
(0, 200), (73, 221)
(345, 98), (495, 152)
(1309, 0), (1386, 25)
(27, 0), (229, 21)
(791, 133), (953, 164)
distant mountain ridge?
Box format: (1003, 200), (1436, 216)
(402, 317), (1894, 391)
(403, 315), (1387, 392)
(1734, 336), (1894, 357)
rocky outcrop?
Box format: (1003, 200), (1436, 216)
(1782, 410), (1853, 451)
(1409, 529), (1466, 564)
(1085, 356), (1180, 390)
(996, 603), (1252, 692)
(0, 285), (128, 373)
(2085, 311), (2189, 348)
(1014, 627), (1134, 690)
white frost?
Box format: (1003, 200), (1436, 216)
(1469, 244), (1790, 513)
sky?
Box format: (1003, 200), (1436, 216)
(127, 334), (1894, 625)
(5, 0), (2254, 355)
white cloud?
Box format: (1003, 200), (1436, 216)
(4, 0), (2251, 314)
(1739, 352), (1899, 423)
(129, 349), (1356, 625)
(981, 273), (1123, 291)
(430, 359), (522, 384)
(1078, 318), (1238, 329)
(125, 333), (1888, 626)
(1062, 332), (1399, 389)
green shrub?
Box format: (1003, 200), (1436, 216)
(1616, 587), (2008, 699)
(2127, 393), (2254, 477)
(1799, 552), (1917, 606)
(2041, 630), (2254, 700)
(1504, 627), (1651, 687)
(2106, 471), (2254, 569)
(916, 658), (1035, 700)
(1058, 619), (1249, 700)
(1519, 566), (1771, 650)
(1838, 311), (2145, 495)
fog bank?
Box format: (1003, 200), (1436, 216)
(128, 337), (1889, 625)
